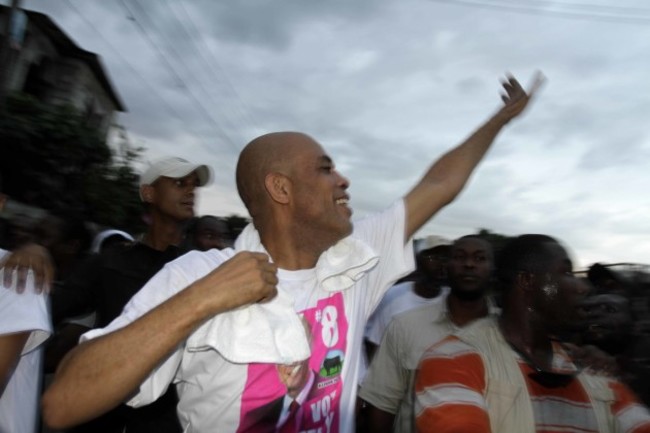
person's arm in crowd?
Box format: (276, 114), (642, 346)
(0, 243), (54, 293)
(414, 336), (489, 433)
(360, 321), (406, 433)
(609, 380), (650, 433)
(42, 251), (278, 429)
(403, 73), (543, 240)
(0, 332), (29, 396)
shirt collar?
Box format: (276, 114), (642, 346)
(432, 293), (500, 325)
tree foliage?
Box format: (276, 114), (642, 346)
(0, 93), (145, 233)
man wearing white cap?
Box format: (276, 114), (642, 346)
(49, 156), (211, 433)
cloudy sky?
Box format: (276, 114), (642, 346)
(8, 0), (650, 269)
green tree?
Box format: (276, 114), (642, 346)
(0, 93), (145, 233)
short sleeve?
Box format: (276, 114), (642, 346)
(0, 267), (52, 353)
(81, 250), (229, 406)
(359, 319), (408, 414)
(352, 200), (415, 317)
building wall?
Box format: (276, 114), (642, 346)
(7, 17), (119, 138)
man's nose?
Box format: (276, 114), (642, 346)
(335, 170), (350, 189)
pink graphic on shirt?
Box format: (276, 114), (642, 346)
(237, 293), (348, 433)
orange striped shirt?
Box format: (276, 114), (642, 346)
(415, 335), (650, 433)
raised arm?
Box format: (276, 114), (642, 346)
(42, 251), (278, 429)
(404, 73), (544, 239)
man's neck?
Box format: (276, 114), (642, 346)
(262, 237), (322, 270)
(257, 219), (334, 270)
(143, 217), (184, 251)
(499, 309), (553, 372)
(447, 294), (489, 327)
(414, 279), (442, 299)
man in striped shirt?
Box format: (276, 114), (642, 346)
(415, 234), (650, 433)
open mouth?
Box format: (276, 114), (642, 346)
(335, 197), (349, 205)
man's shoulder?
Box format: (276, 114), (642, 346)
(390, 297), (446, 330)
(377, 281), (414, 308)
(351, 200), (405, 242)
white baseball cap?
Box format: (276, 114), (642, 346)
(91, 229), (134, 253)
(139, 156), (212, 199)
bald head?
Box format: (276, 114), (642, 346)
(236, 131), (319, 217)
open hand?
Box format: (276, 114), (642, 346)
(1, 243), (54, 293)
(497, 71), (545, 123)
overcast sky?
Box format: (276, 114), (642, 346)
(9, 0), (650, 269)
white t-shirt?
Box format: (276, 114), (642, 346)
(84, 201), (414, 433)
(0, 250), (52, 433)
(365, 281), (449, 346)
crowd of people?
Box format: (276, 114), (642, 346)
(0, 74), (649, 433)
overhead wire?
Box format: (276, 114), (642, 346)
(118, 0), (241, 151)
(129, 0), (250, 150)
(428, 0), (650, 24)
(168, 0), (260, 135)
(497, 0), (650, 15)
(63, 0), (198, 139)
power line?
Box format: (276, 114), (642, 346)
(128, 0), (248, 150)
(429, 0), (650, 24)
(63, 0), (191, 128)
(153, 0), (255, 143)
(167, 0), (260, 134)
(494, 0), (650, 15)
(118, 0), (241, 151)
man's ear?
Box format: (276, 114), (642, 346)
(264, 172), (291, 204)
(141, 185), (155, 204)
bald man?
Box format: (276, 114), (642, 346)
(43, 74), (542, 433)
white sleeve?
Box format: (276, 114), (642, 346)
(0, 268), (52, 353)
(352, 200), (415, 318)
(81, 250), (227, 407)
(365, 306), (392, 346)
(364, 283), (406, 345)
